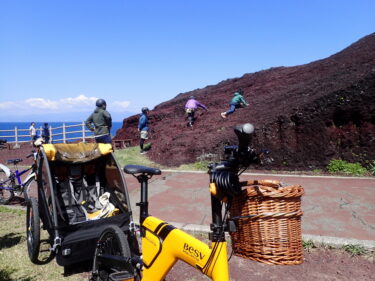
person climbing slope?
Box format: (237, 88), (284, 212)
(184, 96), (208, 127)
(221, 89), (249, 118)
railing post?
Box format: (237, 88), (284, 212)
(14, 126), (20, 149)
(82, 121), (86, 143)
(63, 123), (66, 143)
(50, 125), (53, 143)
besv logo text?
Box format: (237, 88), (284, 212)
(183, 243), (205, 260)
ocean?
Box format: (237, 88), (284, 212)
(0, 122), (123, 143)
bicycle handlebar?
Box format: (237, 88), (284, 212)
(7, 158), (23, 165)
(234, 123), (254, 152)
(209, 123), (269, 197)
(221, 123), (259, 169)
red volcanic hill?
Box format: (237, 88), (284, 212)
(115, 33), (375, 170)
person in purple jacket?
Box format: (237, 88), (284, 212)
(184, 96), (208, 127)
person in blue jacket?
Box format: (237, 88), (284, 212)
(42, 123), (50, 144)
(138, 107), (150, 154)
(221, 89), (249, 118)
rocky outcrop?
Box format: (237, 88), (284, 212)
(115, 33), (375, 169)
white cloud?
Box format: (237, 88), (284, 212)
(112, 100), (131, 111)
(62, 95), (97, 108)
(0, 95), (131, 116)
(25, 98), (59, 109)
(0, 101), (18, 109)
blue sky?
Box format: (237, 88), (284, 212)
(0, 0), (374, 121)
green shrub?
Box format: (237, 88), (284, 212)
(327, 159), (367, 176)
(192, 160), (211, 170)
(312, 169), (323, 174)
(368, 160), (375, 176)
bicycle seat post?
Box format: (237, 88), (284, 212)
(123, 165), (161, 224)
(136, 174), (149, 224)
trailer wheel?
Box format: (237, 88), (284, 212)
(26, 197), (40, 263)
(92, 225), (135, 281)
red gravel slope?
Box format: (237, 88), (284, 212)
(115, 33), (375, 169)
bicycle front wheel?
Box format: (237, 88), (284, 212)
(0, 184), (14, 205)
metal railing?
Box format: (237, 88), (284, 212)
(0, 122), (95, 147)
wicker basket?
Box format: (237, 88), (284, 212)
(229, 180), (304, 265)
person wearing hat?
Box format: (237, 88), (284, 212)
(221, 89), (249, 118)
(138, 107), (150, 154)
(85, 99), (112, 144)
(184, 95), (208, 127)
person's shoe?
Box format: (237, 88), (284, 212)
(221, 112), (227, 118)
(140, 150), (148, 154)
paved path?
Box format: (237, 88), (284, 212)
(125, 171), (375, 243)
(21, 169), (375, 245)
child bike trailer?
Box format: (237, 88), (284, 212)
(26, 142), (139, 267)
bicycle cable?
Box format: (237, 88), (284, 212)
(202, 201), (231, 275)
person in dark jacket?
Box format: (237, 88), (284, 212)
(42, 123), (50, 143)
(221, 89), (249, 118)
(138, 107), (150, 154)
(85, 99), (112, 144)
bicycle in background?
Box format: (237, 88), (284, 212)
(0, 152), (37, 204)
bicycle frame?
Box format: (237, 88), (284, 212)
(3, 167), (33, 186)
(140, 216), (229, 281)
(135, 174), (229, 281)
(0, 163), (35, 194)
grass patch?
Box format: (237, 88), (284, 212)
(327, 159), (368, 176)
(114, 147), (212, 171)
(342, 244), (368, 256)
(302, 240), (315, 252)
(0, 206), (86, 281)
(0, 206), (25, 215)
(114, 146), (162, 168)
(178, 160), (212, 171)
(312, 169), (323, 174)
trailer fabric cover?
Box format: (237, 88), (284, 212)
(43, 143), (113, 163)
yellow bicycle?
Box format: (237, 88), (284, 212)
(91, 123), (268, 281)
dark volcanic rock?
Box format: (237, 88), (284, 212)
(115, 33), (375, 170)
